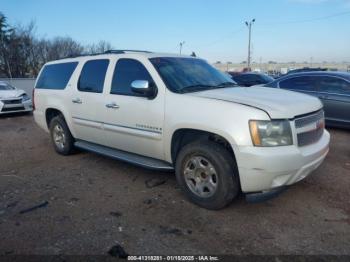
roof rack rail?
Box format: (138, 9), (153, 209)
(60, 50), (152, 60)
(61, 52), (105, 59)
(104, 50), (152, 54)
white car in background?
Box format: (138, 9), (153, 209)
(0, 81), (32, 114)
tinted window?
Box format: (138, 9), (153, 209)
(233, 74), (273, 86)
(150, 57), (234, 93)
(279, 76), (317, 91)
(111, 59), (154, 96)
(36, 62), (78, 89)
(78, 59), (109, 93)
(318, 76), (350, 95)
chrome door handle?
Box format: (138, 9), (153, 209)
(105, 102), (119, 109)
(72, 98), (82, 104)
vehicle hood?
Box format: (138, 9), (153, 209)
(0, 89), (26, 99)
(188, 86), (323, 119)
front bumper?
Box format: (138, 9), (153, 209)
(0, 99), (32, 114)
(236, 130), (330, 193)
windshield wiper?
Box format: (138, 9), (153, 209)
(179, 84), (217, 93)
(216, 82), (238, 87)
(179, 82), (237, 93)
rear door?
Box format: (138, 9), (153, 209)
(317, 76), (350, 124)
(69, 59), (110, 144)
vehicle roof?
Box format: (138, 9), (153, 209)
(280, 71), (350, 80)
(45, 51), (198, 65)
(239, 72), (268, 75)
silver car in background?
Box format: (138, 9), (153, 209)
(0, 81), (32, 114)
(263, 72), (350, 129)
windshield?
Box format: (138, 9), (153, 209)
(150, 57), (237, 93)
(260, 74), (274, 83)
(0, 82), (15, 91)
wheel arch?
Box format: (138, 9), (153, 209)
(170, 128), (238, 166)
(45, 107), (76, 138)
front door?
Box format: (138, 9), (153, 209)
(99, 57), (165, 160)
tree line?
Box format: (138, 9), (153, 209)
(0, 13), (113, 78)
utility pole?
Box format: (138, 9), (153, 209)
(179, 41), (185, 55)
(245, 19), (255, 70)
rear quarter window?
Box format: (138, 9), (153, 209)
(36, 62), (78, 90)
(318, 76), (350, 95)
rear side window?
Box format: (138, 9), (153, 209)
(36, 62), (78, 89)
(78, 59), (109, 93)
(318, 76), (350, 95)
(279, 76), (318, 91)
(110, 59), (153, 96)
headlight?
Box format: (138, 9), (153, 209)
(249, 120), (293, 147)
(22, 94), (30, 101)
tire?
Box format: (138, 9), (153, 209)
(175, 140), (239, 210)
(49, 115), (75, 155)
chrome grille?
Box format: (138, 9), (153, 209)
(295, 110), (324, 147)
(1, 99), (22, 105)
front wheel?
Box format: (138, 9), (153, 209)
(175, 140), (240, 210)
(49, 115), (75, 155)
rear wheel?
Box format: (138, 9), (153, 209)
(175, 140), (239, 210)
(49, 115), (75, 155)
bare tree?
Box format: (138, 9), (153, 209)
(0, 12), (113, 77)
(0, 13), (14, 77)
(85, 40), (113, 54)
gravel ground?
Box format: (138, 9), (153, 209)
(0, 113), (349, 256)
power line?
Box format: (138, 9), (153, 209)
(258, 10), (350, 26)
(185, 10), (350, 56)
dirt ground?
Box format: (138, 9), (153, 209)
(0, 113), (349, 256)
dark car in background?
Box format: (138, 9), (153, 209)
(287, 67), (328, 75)
(263, 71), (350, 129)
(228, 72), (274, 87)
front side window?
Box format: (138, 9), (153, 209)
(111, 59), (154, 96)
(279, 76), (318, 91)
(78, 59), (109, 93)
(150, 57), (236, 93)
(318, 76), (350, 95)
(36, 62), (78, 90)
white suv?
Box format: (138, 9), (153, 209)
(33, 50), (330, 209)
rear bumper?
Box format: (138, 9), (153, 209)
(236, 130), (330, 193)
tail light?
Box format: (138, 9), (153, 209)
(32, 88), (35, 110)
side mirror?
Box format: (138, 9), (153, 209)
(131, 80), (155, 97)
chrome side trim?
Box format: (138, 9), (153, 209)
(104, 123), (161, 140)
(72, 116), (162, 135)
(72, 117), (102, 129)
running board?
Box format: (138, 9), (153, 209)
(74, 140), (174, 171)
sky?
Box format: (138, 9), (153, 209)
(1, 0), (350, 63)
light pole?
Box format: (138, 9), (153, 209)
(179, 41), (185, 55)
(245, 19), (255, 70)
